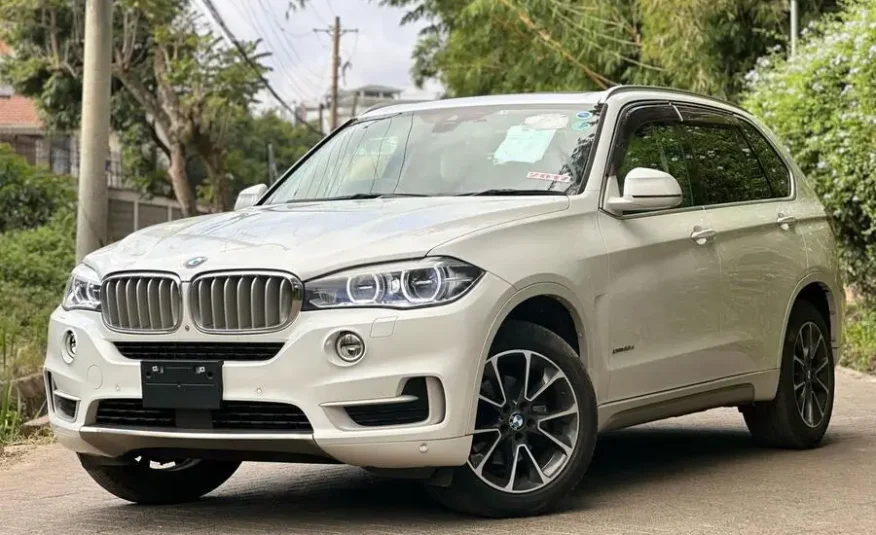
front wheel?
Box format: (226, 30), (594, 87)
(428, 320), (597, 517)
(79, 454), (240, 504)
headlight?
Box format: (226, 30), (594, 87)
(304, 258), (483, 310)
(62, 264), (102, 311)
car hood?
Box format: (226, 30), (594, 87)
(86, 196), (569, 280)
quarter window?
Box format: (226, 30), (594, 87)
(738, 122), (792, 198)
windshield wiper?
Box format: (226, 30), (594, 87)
(286, 193), (429, 203)
(458, 189), (568, 197)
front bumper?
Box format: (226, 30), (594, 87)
(45, 273), (513, 468)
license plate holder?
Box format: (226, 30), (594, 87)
(141, 361), (223, 410)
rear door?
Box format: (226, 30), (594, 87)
(675, 105), (806, 374)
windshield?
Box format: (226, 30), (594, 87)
(263, 104), (601, 203)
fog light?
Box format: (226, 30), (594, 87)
(335, 331), (366, 363)
(61, 330), (77, 365)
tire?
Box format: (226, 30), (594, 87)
(742, 300), (835, 449)
(428, 320), (598, 518)
(78, 454), (241, 504)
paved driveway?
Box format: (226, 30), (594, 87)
(2, 368), (875, 535)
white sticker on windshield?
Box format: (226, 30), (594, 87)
(494, 126), (556, 164)
(524, 113), (569, 130)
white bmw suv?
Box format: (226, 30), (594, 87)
(46, 87), (842, 517)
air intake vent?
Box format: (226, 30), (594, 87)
(101, 274), (181, 332)
(96, 399), (174, 427)
(345, 378), (430, 427)
(190, 272), (303, 334)
(95, 399), (312, 432)
(114, 342), (284, 361)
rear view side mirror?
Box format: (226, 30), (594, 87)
(234, 184), (268, 210)
(606, 167), (683, 213)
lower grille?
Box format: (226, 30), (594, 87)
(345, 378), (430, 427)
(96, 399), (174, 427)
(95, 399), (312, 432)
(114, 342), (284, 361)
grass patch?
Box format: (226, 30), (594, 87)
(841, 302), (876, 374)
(0, 383), (22, 445)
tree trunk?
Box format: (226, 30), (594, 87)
(204, 154), (232, 213)
(168, 141), (197, 217)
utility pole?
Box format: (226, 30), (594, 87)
(267, 143), (278, 184)
(76, 0), (112, 262)
(790, 0), (799, 56)
(315, 17), (357, 131)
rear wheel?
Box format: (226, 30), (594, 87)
(79, 454), (240, 504)
(428, 320), (597, 517)
(742, 300), (835, 449)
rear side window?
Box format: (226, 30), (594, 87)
(679, 121), (774, 206)
(738, 122), (792, 198)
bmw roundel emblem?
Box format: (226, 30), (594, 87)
(184, 256), (207, 269)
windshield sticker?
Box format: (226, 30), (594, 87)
(494, 126), (556, 164)
(527, 171), (571, 183)
(570, 119), (590, 132)
(576, 111), (593, 120)
(524, 113), (569, 130)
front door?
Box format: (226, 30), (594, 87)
(598, 104), (724, 402)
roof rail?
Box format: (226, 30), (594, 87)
(600, 85), (740, 110)
(361, 100), (431, 115)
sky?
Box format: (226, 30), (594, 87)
(207, 0), (441, 109)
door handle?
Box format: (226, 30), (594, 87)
(690, 227), (717, 245)
(777, 213), (797, 230)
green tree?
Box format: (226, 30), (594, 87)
(384, 0), (836, 100)
(225, 110), (324, 193)
(0, 0), (268, 214)
(744, 0), (876, 299)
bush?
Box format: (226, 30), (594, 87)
(0, 143), (75, 233)
(0, 211), (75, 379)
(743, 0), (876, 300)
(842, 303), (876, 374)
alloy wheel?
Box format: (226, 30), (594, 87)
(792, 321), (831, 428)
(468, 349), (580, 494)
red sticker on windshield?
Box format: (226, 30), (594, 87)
(527, 171), (571, 183)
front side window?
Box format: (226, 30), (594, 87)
(617, 122), (696, 208)
(263, 104), (601, 202)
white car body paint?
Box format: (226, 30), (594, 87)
(46, 87), (843, 470)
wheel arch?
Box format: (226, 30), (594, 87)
(466, 282), (599, 431)
(778, 273), (843, 369)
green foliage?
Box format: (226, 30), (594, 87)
(0, 211), (75, 380)
(0, 144), (74, 233)
(842, 302), (876, 374)
(385, 0), (836, 100)
(743, 0), (876, 298)
(226, 111), (324, 192)
(0, 0), (270, 212)
(0, 382), (22, 445)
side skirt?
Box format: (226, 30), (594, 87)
(597, 369), (779, 432)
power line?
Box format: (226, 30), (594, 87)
(198, 0), (324, 135)
(238, 0), (322, 96)
(255, 0), (325, 83)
